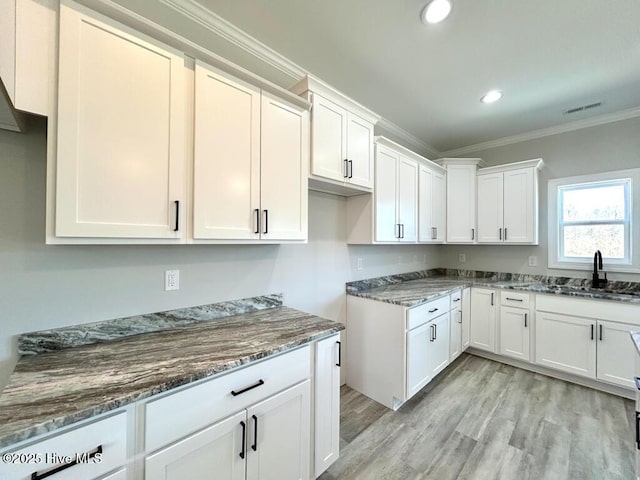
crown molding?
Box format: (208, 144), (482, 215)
(440, 105), (640, 157)
(158, 0), (306, 80)
(376, 118), (440, 159)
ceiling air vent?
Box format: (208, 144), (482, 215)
(563, 102), (602, 115)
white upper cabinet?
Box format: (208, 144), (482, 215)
(418, 163), (446, 243)
(290, 75), (379, 196)
(259, 92), (308, 241)
(55, 0), (187, 239)
(194, 63), (308, 242)
(440, 159), (483, 243)
(476, 159), (542, 245)
(0, 0), (54, 131)
(193, 63), (261, 240)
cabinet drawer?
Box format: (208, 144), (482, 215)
(407, 295), (450, 330)
(500, 291), (530, 309)
(0, 412), (127, 480)
(450, 289), (463, 310)
(145, 345), (310, 453)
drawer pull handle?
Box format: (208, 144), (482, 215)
(239, 421), (246, 459)
(231, 379), (265, 397)
(428, 308), (439, 313)
(336, 341), (342, 367)
(252, 415), (258, 451)
(506, 297), (523, 302)
(31, 445), (102, 480)
(453, 298), (461, 302)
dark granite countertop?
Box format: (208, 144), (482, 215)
(0, 301), (343, 450)
(346, 269), (640, 308)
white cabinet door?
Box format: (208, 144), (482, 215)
(477, 172), (503, 243)
(461, 288), (471, 350)
(397, 156), (418, 242)
(406, 322), (432, 399)
(446, 164), (477, 243)
(449, 306), (462, 362)
(418, 165), (433, 243)
(145, 411), (246, 480)
(246, 380), (310, 480)
(499, 306), (530, 361)
(346, 112), (374, 188)
(596, 320), (636, 388)
(503, 168), (535, 243)
(193, 62), (261, 240)
(310, 94), (347, 182)
(429, 313), (450, 377)
(432, 171), (446, 242)
(314, 335), (340, 478)
(535, 312), (596, 379)
(374, 145), (399, 242)
(56, 2), (185, 239)
(260, 93), (308, 241)
(470, 288), (496, 352)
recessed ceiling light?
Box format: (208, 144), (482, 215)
(480, 90), (503, 104)
(422, 0), (452, 24)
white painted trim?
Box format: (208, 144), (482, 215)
(547, 168), (640, 274)
(376, 118), (440, 159)
(158, 0), (306, 80)
(477, 158), (544, 175)
(440, 105), (640, 157)
(374, 136), (444, 173)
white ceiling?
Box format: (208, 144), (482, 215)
(189, 0), (640, 154)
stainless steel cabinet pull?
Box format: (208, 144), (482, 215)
(432, 227), (436, 240)
(430, 325), (435, 342)
(458, 310), (463, 324)
(453, 297), (461, 302)
(31, 446), (102, 480)
(434, 324), (437, 340)
(506, 297), (523, 302)
(504, 228), (508, 241)
(428, 308), (439, 313)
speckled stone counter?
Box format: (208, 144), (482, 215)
(0, 298), (344, 449)
(347, 269), (640, 307)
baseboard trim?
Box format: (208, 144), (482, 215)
(467, 348), (634, 400)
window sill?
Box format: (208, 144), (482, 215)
(548, 261), (640, 274)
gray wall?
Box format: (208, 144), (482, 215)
(0, 118), (439, 388)
(438, 116), (640, 280)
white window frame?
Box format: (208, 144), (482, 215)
(548, 168), (640, 273)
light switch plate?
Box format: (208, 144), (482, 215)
(528, 256), (538, 267)
(458, 253), (466, 263)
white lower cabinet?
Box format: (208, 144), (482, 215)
(596, 320), (636, 389)
(407, 321), (432, 398)
(429, 312), (451, 377)
(145, 411), (246, 480)
(535, 311), (596, 378)
(449, 304), (462, 362)
(450, 288), (471, 362)
(314, 335), (340, 477)
(499, 306), (531, 362)
(470, 288), (497, 352)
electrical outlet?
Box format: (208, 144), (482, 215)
(165, 270), (180, 291)
(458, 253), (466, 263)
(528, 256), (538, 267)
(356, 258), (363, 270)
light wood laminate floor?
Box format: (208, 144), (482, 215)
(320, 354), (635, 480)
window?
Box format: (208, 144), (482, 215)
(548, 169), (640, 273)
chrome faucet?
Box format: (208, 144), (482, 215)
(592, 250), (608, 288)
